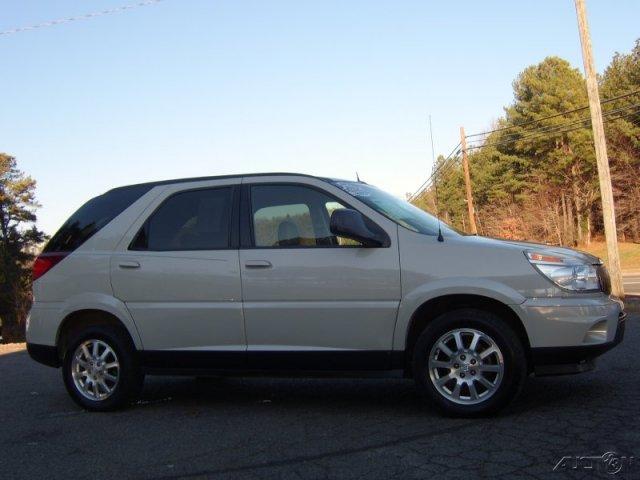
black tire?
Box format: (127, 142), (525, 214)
(413, 308), (527, 417)
(62, 325), (144, 411)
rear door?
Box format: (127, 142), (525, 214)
(110, 179), (245, 368)
(239, 176), (401, 370)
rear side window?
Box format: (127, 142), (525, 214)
(44, 184), (153, 253)
(131, 187), (233, 251)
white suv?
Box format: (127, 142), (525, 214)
(27, 173), (625, 416)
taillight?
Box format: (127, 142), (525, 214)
(32, 253), (68, 281)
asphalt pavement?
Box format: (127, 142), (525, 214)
(0, 313), (638, 480)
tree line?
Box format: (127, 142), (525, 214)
(412, 39), (640, 246)
(0, 154), (45, 343)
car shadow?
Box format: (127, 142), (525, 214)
(135, 369), (616, 419)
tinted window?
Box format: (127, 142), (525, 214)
(250, 185), (361, 247)
(133, 187), (233, 251)
(44, 184), (153, 253)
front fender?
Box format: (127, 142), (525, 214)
(392, 278), (526, 351)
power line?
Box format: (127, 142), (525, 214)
(466, 102), (640, 151)
(467, 101), (640, 147)
(408, 140), (461, 201)
(464, 105), (636, 148)
(409, 151), (459, 200)
(465, 89), (640, 139)
(409, 103), (639, 202)
(413, 156), (463, 202)
(442, 142), (462, 161)
(432, 156), (463, 182)
(414, 160), (460, 201)
(431, 153), (462, 179)
(409, 153), (461, 201)
(467, 103), (640, 151)
(0, 0), (164, 37)
(408, 102), (635, 201)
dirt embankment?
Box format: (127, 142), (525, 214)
(0, 343), (26, 355)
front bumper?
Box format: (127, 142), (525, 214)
(531, 310), (626, 376)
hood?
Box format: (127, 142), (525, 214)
(455, 235), (602, 265)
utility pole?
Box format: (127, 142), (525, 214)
(459, 126), (478, 234)
(574, 0), (624, 298)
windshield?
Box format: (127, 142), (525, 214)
(329, 180), (460, 237)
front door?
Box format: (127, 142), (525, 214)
(239, 180), (401, 370)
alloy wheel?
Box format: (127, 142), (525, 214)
(71, 339), (120, 401)
(428, 328), (504, 405)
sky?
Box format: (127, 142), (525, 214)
(1, 0), (639, 236)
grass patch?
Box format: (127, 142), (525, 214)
(578, 242), (640, 271)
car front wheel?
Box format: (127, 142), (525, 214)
(413, 308), (527, 417)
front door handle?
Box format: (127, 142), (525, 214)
(118, 261), (141, 269)
(244, 260), (272, 269)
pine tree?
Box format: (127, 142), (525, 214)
(0, 154), (46, 343)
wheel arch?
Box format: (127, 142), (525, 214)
(56, 309), (139, 361)
(401, 294), (532, 375)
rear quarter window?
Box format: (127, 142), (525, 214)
(44, 184), (153, 253)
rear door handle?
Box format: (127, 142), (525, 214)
(244, 260), (272, 269)
(118, 261), (141, 269)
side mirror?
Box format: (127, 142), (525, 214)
(330, 209), (386, 247)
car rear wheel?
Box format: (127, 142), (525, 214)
(413, 308), (527, 417)
(62, 325), (144, 411)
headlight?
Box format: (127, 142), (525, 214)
(525, 251), (601, 292)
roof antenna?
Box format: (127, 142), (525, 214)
(429, 115), (444, 242)
(356, 171), (361, 182)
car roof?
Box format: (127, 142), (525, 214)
(106, 172), (355, 194)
